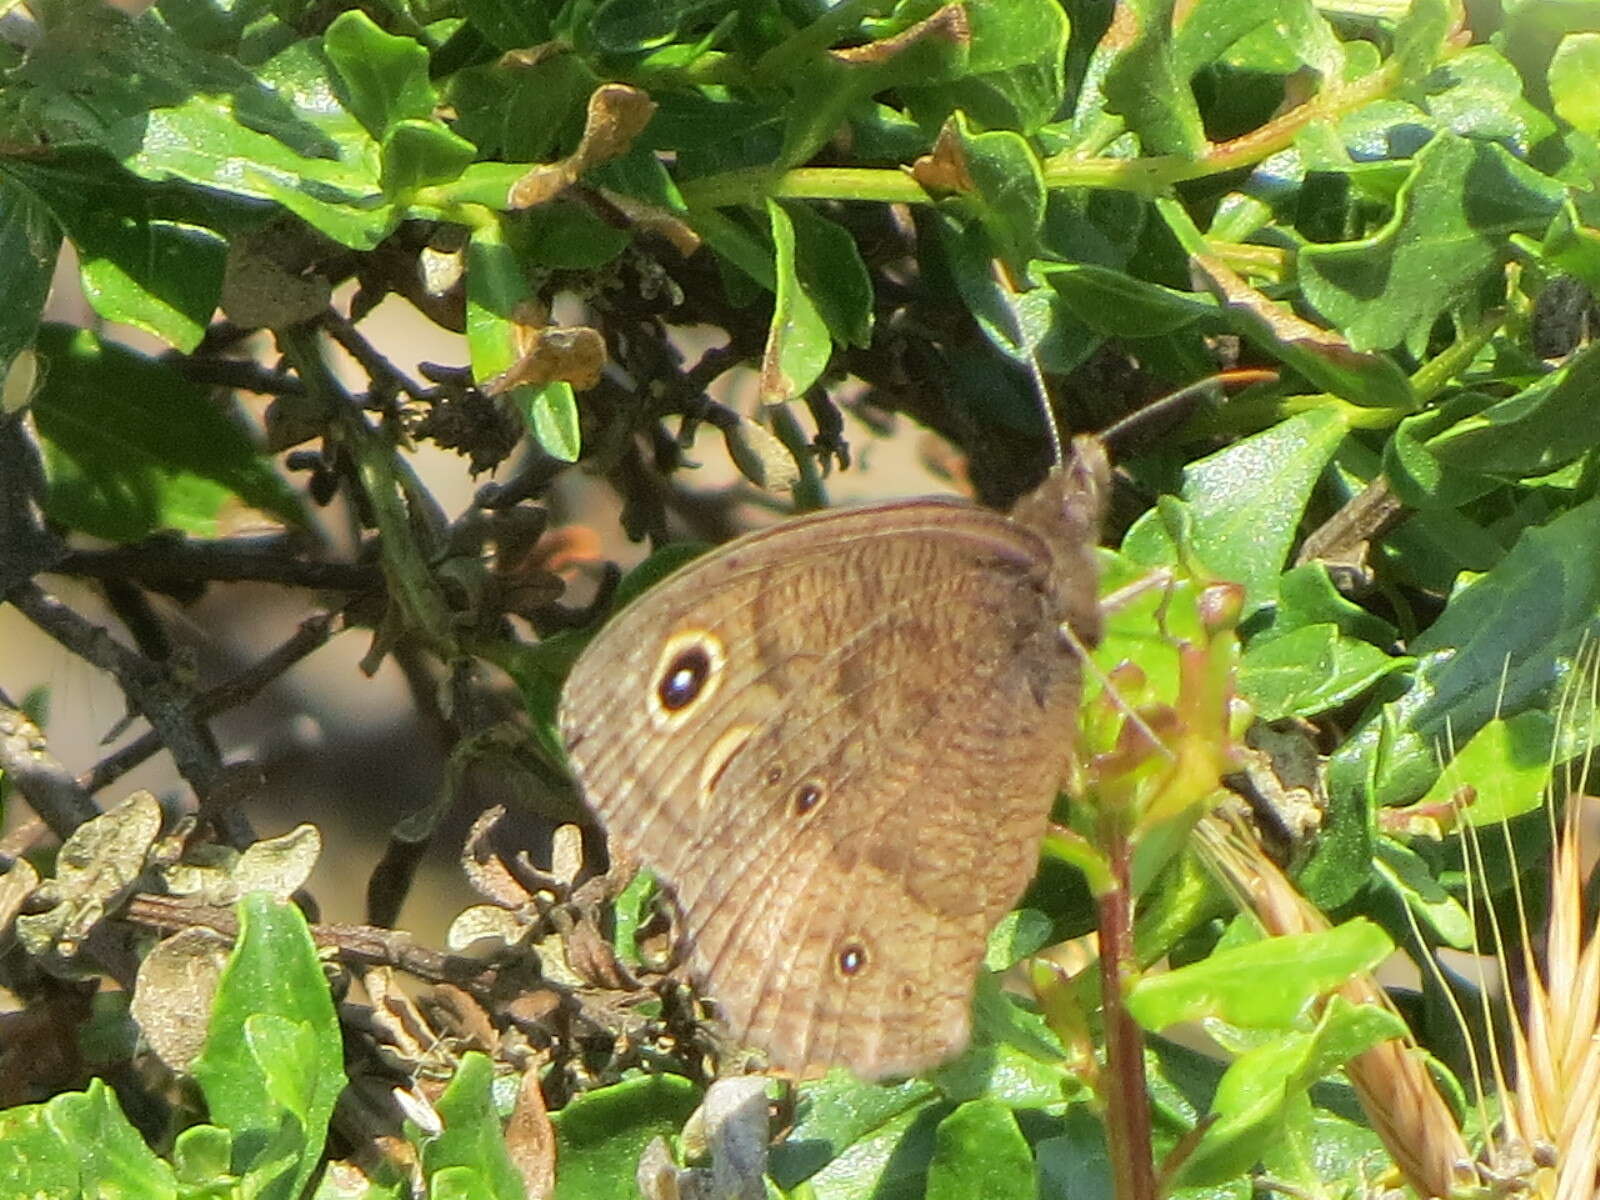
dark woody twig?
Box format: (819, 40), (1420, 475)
(7, 581), (254, 846)
(0, 686), (99, 840)
(322, 310), (430, 403)
(78, 612), (342, 796)
(53, 536), (382, 593)
(125, 894), (500, 993)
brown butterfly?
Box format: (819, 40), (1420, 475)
(558, 437), (1108, 1079)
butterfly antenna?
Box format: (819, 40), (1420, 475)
(991, 259), (1066, 469)
(1024, 350), (1066, 471)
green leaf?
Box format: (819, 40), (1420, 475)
(1126, 919), (1393, 1030)
(1123, 408), (1348, 614)
(902, 0), (1070, 134)
(925, 1100), (1034, 1200)
(1101, 0), (1207, 158)
(510, 383), (582, 464)
(789, 204), (873, 350)
(45, 1079), (178, 1198)
(1192, 255), (1415, 412)
(939, 114), (1048, 269)
(4, 151), (227, 353)
(1425, 45), (1553, 154)
(1179, 998), (1405, 1185)
(1034, 1109), (1113, 1200)
(759, 198), (832, 404)
(431, 1166), (494, 1200)
(419, 1053), (524, 1200)
(1373, 838), (1474, 949)
(112, 41), (395, 250)
(1541, 199), (1600, 293)
(1414, 709), (1553, 827)
(0, 169), (61, 375)
(464, 218), (581, 462)
(1337, 495), (1600, 808)
(1240, 623), (1410, 719)
(13, 0), (257, 144)
(773, 1083), (945, 1199)
(380, 119), (477, 196)
(0, 1101), (80, 1196)
(1427, 341), (1600, 477)
(1549, 33), (1600, 135)
(1299, 134), (1566, 353)
(1039, 262), (1217, 336)
(173, 1123), (235, 1187)
(551, 1074), (700, 1198)
(984, 908), (1053, 971)
(458, 0), (551, 51)
(1265, 563), (1397, 647)
(31, 324), (303, 540)
(322, 11), (437, 140)
(192, 893), (345, 1199)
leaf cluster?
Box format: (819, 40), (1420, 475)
(4, 0), (1600, 1196)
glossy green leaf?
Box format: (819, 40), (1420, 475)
(510, 383), (582, 465)
(172, 1123), (234, 1187)
(192, 894), (344, 1198)
(1337, 496), (1600, 808)
(1039, 262), (1217, 336)
(941, 115), (1048, 269)
(112, 41), (394, 249)
(903, 0), (1069, 134)
(1415, 709), (1554, 827)
(1549, 33), (1600, 135)
(1541, 200), (1600, 293)
(1126, 919), (1392, 1030)
(984, 908), (1053, 972)
(1179, 998), (1405, 1185)
(1373, 838), (1474, 949)
(1240, 623), (1410, 719)
(459, 0), (551, 51)
(465, 219), (581, 462)
(4, 151), (227, 352)
(30, 324), (303, 540)
(925, 1100), (1034, 1200)
(1034, 1109), (1113, 1200)
(45, 1079), (178, 1198)
(789, 204), (873, 350)
(379, 119), (477, 196)
(1100, 0), (1207, 158)
(13, 0), (258, 144)
(1123, 408), (1348, 614)
(1425, 45), (1553, 155)
(759, 199), (831, 404)
(0, 1101), (79, 1196)
(419, 1053), (524, 1200)
(1193, 256), (1415, 412)
(1299, 134), (1566, 353)
(551, 1075), (700, 1199)
(322, 11), (436, 140)
(1427, 341), (1600, 477)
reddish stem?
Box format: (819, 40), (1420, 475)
(1096, 824), (1157, 1200)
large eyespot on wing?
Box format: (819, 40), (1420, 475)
(647, 629), (727, 729)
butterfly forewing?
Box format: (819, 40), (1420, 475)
(559, 461), (1105, 1079)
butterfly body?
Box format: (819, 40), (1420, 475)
(558, 439), (1108, 1078)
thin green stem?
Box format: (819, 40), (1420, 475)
(277, 326), (459, 659)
